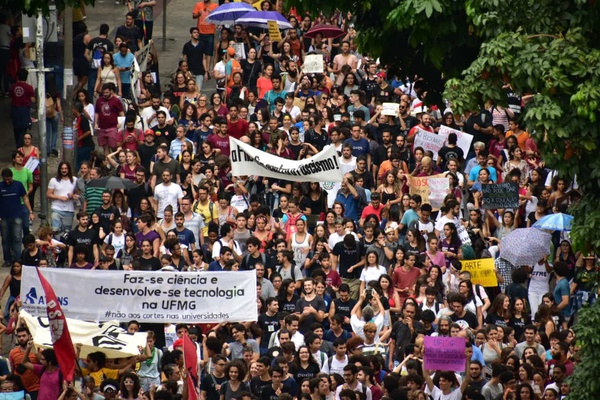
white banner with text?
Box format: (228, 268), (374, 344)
(229, 137), (344, 182)
(20, 310), (147, 359)
(21, 267), (258, 323)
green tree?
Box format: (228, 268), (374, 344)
(288, 1), (600, 395)
(1, 0), (95, 16)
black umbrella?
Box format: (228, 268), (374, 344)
(87, 176), (138, 191)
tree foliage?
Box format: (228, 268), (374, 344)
(1, 0), (96, 17)
(287, 1), (600, 394)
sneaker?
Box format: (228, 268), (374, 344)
(51, 149), (59, 157)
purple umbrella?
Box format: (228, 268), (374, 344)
(206, 2), (255, 25)
(236, 10), (293, 30)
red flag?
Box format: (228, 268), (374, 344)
(186, 373), (199, 400)
(182, 332), (199, 380)
(36, 268), (77, 382)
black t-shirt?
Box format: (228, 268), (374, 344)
(260, 384), (292, 400)
(77, 117), (94, 148)
(152, 158), (180, 180)
(332, 241), (365, 279)
(463, 111), (493, 147)
(200, 373), (227, 400)
(136, 256), (161, 271)
(250, 377), (272, 398)
(68, 228), (99, 263)
(94, 205), (121, 233)
(87, 37), (114, 65)
(151, 124), (176, 147)
(351, 170), (375, 191)
(182, 40), (205, 75)
(295, 295), (326, 334)
(21, 248), (46, 266)
(137, 143), (157, 175)
(450, 310), (479, 330)
(257, 313), (280, 347)
(437, 145), (465, 170)
(332, 298), (357, 331)
(399, 115), (419, 137)
(278, 294), (299, 314)
(291, 362), (320, 384)
(127, 182), (153, 215)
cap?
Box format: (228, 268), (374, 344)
(583, 253), (596, 260)
(144, 129), (155, 137)
(376, 71), (386, 80)
(227, 47), (236, 57)
(173, 338), (184, 348)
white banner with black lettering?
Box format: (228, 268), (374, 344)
(229, 137), (344, 182)
(21, 267), (258, 323)
(20, 310), (147, 359)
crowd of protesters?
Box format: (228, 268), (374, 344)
(0, 0), (595, 400)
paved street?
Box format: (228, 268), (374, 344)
(0, 0), (218, 356)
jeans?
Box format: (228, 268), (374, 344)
(1, 217), (23, 264)
(88, 68), (98, 95)
(51, 210), (74, 234)
(195, 74), (205, 92)
(46, 115), (59, 153)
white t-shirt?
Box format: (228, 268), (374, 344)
(359, 265), (387, 284)
(340, 156), (357, 175)
(435, 215), (459, 241)
(104, 232), (126, 257)
(141, 105), (169, 128)
(48, 177), (78, 212)
(153, 183), (183, 218)
(529, 261), (550, 293)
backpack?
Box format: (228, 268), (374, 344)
(192, 199), (215, 224)
(474, 284), (485, 305)
(277, 264), (296, 282)
(284, 212), (305, 239)
(91, 45), (104, 69)
(243, 252), (267, 270)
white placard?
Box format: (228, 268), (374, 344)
(24, 157), (39, 172)
(20, 310), (147, 359)
(303, 54), (324, 74)
(413, 130), (446, 160)
(427, 177), (450, 209)
(232, 42), (246, 60)
(438, 126), (474, 158)
(230, 137), (344, 182)
(381, 102), (399, 116)
(21, 267), (258, 323)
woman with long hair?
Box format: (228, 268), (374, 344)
(210, 91), (228, 117)
(510, 297), (530, 342)
(485, 293), (512, 327)
(480, 324), (507, 376)
(425, 234), (446, 272)
(459, 279), (484, 327)
(426, 264), (446, 301)
(220, 361), (249, 400)
(554, 239), (578, 280)
(536, 302), (556, 337)
(440, 222), (461, 269)
(179, 78), (200, 109)
(360, 248), (388, 293)
(341, 72), (359, 96)
(94, 52), (121, 96)
(119, 372), (141, 400)
(277, 278), (299, 314)
(403, 228), (426, 257)
(256, 63), (274, 100)
(502, 145), (530, 184)
(120, 149), (140, 182)
(292, 345), (321, 384)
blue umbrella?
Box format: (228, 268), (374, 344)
(499, 228), (552, 266)
(206, 2), (255, 25)
(532, 212), (573, 231)
(236, 10), (293, 29)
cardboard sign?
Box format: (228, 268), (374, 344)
(232, 42), (246, 59)
(414, 130), (446, 160)
(427, 177), (450, 209)
(381, 102), (399, 116)
(481, 182), (519, 209)
(408, 174), (448, 210)
(460, 258), (498, 287)
(303, 54), (324, 74)
(424, 336), (466, 372)
(268, 20), (282, 41)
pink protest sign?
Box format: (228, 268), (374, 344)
(424, 336), (466, 372)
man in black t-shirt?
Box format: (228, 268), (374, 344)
(258, 298), (280, 354)
(200, 354), (228, 400)
(331, 234), (366, 300)
(330, 284), (357, 332)
(295, 278), (326, 334)
(67, 212), (100, 266)
(449, 293), (480, 330)
(94, 190), (121, 233)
